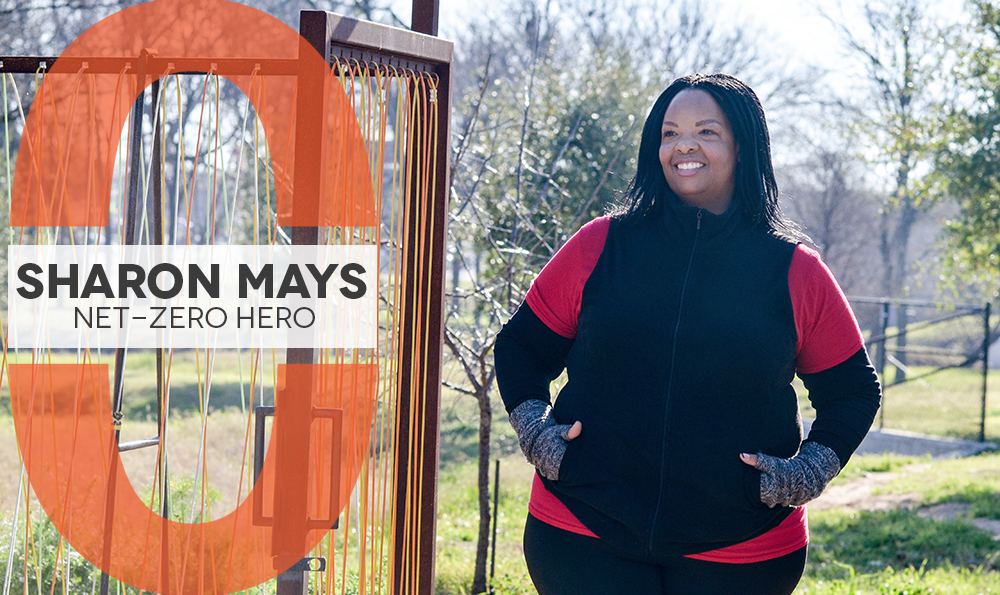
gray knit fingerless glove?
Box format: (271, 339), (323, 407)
(508, 399), (573, 481)
(752, 442), (841, 508)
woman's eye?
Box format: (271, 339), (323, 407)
(663, 130), (675, 137)
(701, 129), (717, 135)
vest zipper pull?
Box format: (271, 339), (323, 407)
(696, 209), (703, 230)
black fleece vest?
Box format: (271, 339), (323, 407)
(545, 200), (800, 558)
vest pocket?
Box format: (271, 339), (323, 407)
(743, 465), (766, 508)
(556, 436), (583, 484)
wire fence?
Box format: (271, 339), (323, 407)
(848, 297), (993, 442)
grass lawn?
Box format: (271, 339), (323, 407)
(0, 348), (280, 420)
(828, 452), (930, 485)
(873, 453), (1000, 519)
(435, 452), (536, 595)
(0, 359), (997, 594)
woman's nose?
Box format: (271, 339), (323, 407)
(676, 138), (698, 153)
(675, 135), (698, 152)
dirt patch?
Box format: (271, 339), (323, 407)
(812, 465), (1000, 540)
(969, 518), (1000, 538)
(915, 502), (1000, 539)
(810, 464), (929, 512)
(917, 502), (972, 521)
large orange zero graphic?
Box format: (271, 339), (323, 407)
(8, 0), (379, 592)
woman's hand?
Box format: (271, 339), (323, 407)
(739, 442), (841, 508)
(508, 400), (582, 481)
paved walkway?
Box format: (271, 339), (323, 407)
(802, 418), (997, 459)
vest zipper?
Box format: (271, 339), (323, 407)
(648, 208), (702, 553)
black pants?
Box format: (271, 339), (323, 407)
(523, 514), (807, 595)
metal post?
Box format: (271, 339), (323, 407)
(877, 301), (889, 430)
(981, 302), (991, 443)
(489, 459), (500, 592)
(411, 0), (440, 35)
(149, 74), (172, 595)
(273, 11), (328, 595)
(896, 303), (908, 384)
(100, 51), (148, 595)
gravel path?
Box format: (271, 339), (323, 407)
(802, 418), (997, 459)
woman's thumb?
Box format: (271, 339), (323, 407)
(565, 421), (583, 440)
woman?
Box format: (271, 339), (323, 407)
(494, 73), (882, 594)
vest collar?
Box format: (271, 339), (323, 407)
(661, 193), (745, 246)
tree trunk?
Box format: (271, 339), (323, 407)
(894, 200), (917, 383)
(471, 387), (492, 594)
(879, 204), (917, 384)
(879, 131), (919, 381)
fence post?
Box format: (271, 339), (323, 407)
(981, 302), (991, 443)
(896, 304), (908, 384)
(877, 301), (890, 430)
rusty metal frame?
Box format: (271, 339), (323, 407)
(297, 9), (452, 595)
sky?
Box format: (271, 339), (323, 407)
(423, 0), (969, 77)
(722, 0), (968, 70)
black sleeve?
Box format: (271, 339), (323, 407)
(494, 302), (575, 414)
(800, 347), (882, 468)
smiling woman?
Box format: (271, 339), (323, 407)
(494, 73), (882, 595)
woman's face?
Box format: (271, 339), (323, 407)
(658, 88), (738, 215)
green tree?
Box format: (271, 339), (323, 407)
(934, 0), (1000, 299)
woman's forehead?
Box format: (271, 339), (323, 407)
(662, 89), (727, 126)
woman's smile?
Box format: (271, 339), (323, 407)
(674, 160), (706, 176)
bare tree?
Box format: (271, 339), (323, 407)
(820, 0), (956, 376)
(781, 145), (882, 296)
